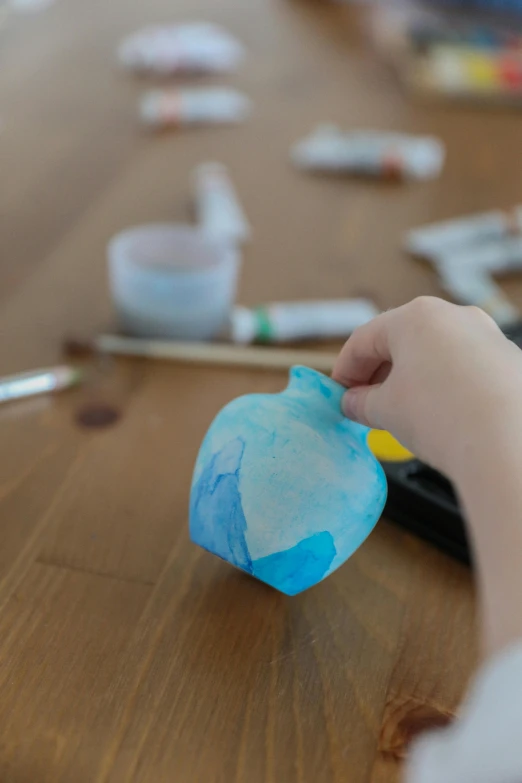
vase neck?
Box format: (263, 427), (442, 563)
(286, 366), (369, 441)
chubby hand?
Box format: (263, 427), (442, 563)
(332, 297), (522, 477)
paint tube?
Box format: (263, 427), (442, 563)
(442, 236), (522, 274)
(140, 88), (251, 128)
(406, 206), (522, 260)
(230, 299), (379, 344)
(291, 125), (444, 181)
(194, 163), (250, 246)
(437, 258), (519, 326)
(118, 23), (245, 75)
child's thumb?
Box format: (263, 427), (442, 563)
(341, 385), (383, 429)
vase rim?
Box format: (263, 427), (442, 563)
(288, 365), (346, 402)
(290, 365), (344, 390)
(287, 365), (369, 439)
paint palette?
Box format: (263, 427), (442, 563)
(368, 320), (522, 564)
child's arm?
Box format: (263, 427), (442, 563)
(333, 296), (522, 657)
(333, 297), (522, 783)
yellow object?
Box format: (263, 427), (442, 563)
(463, 51), (498, 89)
(367, 429), (414, 462)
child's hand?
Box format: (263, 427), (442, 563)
(333, 297), (522, 478)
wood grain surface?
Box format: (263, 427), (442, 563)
(2, 0), (520, 780)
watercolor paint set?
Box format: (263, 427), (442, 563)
(368, 1), (522, 105)
(375, 319), (522, 564)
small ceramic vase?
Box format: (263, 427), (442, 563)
(190, 366), (387, 595)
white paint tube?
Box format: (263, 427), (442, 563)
(194, 163), (250, 246)
(291, 125), (444, 181)
(437, 258), (519, 326)
(140, 88), (251, 128)
(118, 23), (245, 75)
(406, 206), (522, 260)
(439, 236), (522, 275)
(230, 299), (380, 344)
(434, 236), (522, 325)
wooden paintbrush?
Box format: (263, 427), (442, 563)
(64, 334), (338, 373)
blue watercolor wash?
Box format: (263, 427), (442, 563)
(189, 366), (387, 595)
(252, 531), (336, 596)
(190, 437), (253, 573)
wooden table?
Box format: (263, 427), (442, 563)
(2, 0), (521, 780)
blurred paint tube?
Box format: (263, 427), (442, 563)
(437, 259), (519, 325)
(291, 125), (445, 181)
(140, 88), (251, 128)
(406, 206), (522, 259)
(118, 23), (245, 75)
(230, 299), (379, 344)
(441, 236), (522, 274)
(194, 163), (250, 246)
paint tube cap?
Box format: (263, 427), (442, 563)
(108, 224), (240, 340)
(291, 128), (348, 171)
(404, 137), (445, 180)
(229, 306), (258, 344)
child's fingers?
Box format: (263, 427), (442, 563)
(332, 311), (394, 388)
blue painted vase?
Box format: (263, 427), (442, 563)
(190, 366), (387, 595)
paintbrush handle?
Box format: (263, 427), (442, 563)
(96, 335), (338, 373)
